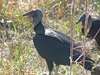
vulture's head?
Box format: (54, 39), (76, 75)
(23, 8), (43, 27)
(76, 13), (93, 36)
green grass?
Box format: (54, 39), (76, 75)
(0, 0), (100, 75)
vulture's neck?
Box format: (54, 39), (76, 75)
(34, 21), (45, 34)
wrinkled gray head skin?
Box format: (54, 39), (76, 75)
(23, 8), (43, 26)
(76, 13), (92, 31)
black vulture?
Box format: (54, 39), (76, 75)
(76, 13), (100, 49)
(23, 8), (94, 75)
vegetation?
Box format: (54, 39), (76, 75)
(0, 0), (100, 75)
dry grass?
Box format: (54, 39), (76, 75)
(0, 0), (100, 75)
